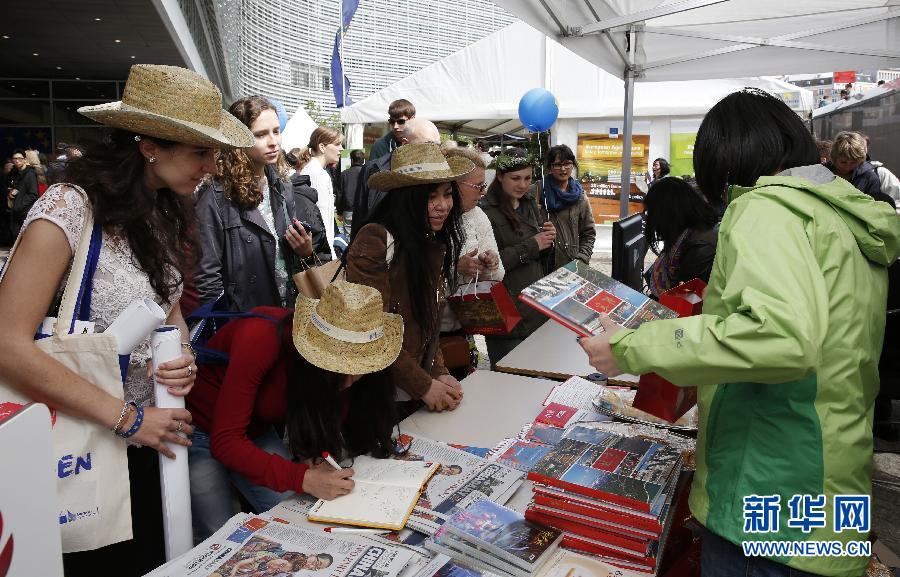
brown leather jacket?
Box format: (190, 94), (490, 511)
(345, 223), (448, 399)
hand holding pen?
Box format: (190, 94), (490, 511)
(301, 451), (354, 500)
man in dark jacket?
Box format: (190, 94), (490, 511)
(339, 149), (365, 234)
(369, 99), (415, 160)
(6, 150), (38, 240)
(290, 172), (333, 263)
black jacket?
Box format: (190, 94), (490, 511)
(350, 153), (392, 238)
(194, 166), (299, 311)
(8, 166), (38, 239)
(675, 226), (718, 285)
(339, 165), (364, 214)
(290, 173), (333, 263)
(828, 160), (885, 200)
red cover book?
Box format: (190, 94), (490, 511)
(532, 485), (664, 532)
(532, 493), (660, 539)
(527, 426), (682, 513)
(536, 403), (581, 428)
(562, 535), (657, 572)
(524, 508), (651, 556)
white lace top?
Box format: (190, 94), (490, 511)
(1, 184), (182, 407)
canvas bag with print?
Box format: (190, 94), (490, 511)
(0, 185), (132, 552)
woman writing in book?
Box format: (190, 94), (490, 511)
(345, 143), (472, 416)
(579, 89), (900, 577)
(481, 149), (553, 367)
(195, 95), (314, 311)
(187, 280), (403, 541)
(0, 65), (235, 575)
(643, 177), (719, 298)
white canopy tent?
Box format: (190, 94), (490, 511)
(341, 21), (814, 163)
(486, 0), (900, 216)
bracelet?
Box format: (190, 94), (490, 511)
(181, 341), (196, 359)
(112, 401), (131, 434)
(117, 403), (144, 439)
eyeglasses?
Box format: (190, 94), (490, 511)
(460, 181), (488, 193)
(550, 161), (575, 170)
(389, 117), (407, 126)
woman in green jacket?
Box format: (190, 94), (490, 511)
(481, 149), (554, 367)
(580, 89), (900, 577)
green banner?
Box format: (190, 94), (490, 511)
(669, 132), (696, 178)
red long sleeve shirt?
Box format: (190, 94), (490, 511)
(187, 307), (309, 494)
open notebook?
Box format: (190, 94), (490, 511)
(306, 455), (440, 530)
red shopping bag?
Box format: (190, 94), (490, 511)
(633, 279), (705, 423)
(447, 280), (522, 335)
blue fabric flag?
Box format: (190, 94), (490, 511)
(331, 0), (360, 108)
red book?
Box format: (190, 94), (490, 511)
(561, 535), (658, 572)
(527, 426), (682, 513)
(533, 485), (664, 532)
(531, 493), (660, 539)
(524, 508), (652, 556)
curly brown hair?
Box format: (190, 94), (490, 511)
(215, 95), (289, 210)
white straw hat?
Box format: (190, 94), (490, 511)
(368, 143), (474, 191)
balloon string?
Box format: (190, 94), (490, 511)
(538, 131), (548, 214)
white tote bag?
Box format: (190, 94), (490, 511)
(0, 187), (132, 553)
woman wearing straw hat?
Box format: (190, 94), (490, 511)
(186, 281), (402, 541)
(0, 64), (253, 575)
(195, 95), (314, 312)
(345, 142), (472, 416)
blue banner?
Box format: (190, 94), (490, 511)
(331, 0), (360, 108)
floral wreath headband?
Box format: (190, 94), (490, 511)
(488, 153), (539, 171)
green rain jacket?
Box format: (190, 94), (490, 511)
(609, 165), (900, 577)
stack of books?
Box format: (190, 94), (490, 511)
(424, 498), (563, 577)
(524, 425), (684, 574)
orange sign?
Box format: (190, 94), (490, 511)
(833, 71), (856, 84)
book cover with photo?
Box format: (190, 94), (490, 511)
(488, 439), (553, 472)
(527, 426), (682, 513)
(519, 260), (677, 337)
(444, 499), (563, 572)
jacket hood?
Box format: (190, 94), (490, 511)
(290, 173), (318, 203)
(737, 164), (900, 266)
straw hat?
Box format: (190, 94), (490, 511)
(293, 280), (404, 374)
(368, 142), (474, 191)
(78, 64), (254, 149)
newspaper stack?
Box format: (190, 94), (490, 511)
(143, 513), (415, 577)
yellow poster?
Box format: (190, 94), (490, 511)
(576, 133), (650, 195)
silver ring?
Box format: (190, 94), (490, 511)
(175, 420), (184, 433)
(186, 365), (193, 377)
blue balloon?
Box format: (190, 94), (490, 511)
(518, 88), (559, 132)
(269, 98), (289, 132)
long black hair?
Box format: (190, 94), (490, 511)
(693, 88), (818, 206)
(64, 129), (191, 304)
(284, 331), (397, 461)
(644, 177), (718, 255)
(354, 181), (464, 336)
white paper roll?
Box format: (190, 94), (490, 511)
(151, 325), (193, 559)
(105, 299), (167, 354)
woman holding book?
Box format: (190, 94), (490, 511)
(481, 148), (553, 368)
(579, 89), (900, 577)
(345, 143), (472, 416)
(187, 280), (403, 541)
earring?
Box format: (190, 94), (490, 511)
(149, 156), (157, 164)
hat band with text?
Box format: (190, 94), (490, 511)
(395, 161), (450, 174)
(311, 311), (384, 344)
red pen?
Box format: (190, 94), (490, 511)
(321, 451), (342, 471)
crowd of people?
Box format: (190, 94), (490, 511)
(0, 63), (897, 577)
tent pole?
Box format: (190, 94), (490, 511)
(620, 27), (637, 219)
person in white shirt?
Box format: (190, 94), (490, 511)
(296, 126), (343, 258)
